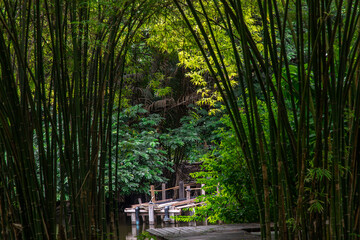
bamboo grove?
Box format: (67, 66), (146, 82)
(174, 0), (360, 239)
(1, 0), (360, 239)
(0, 0), (159, 239)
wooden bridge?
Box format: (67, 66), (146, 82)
(147, 224), (262, 240)
(124, 181), (205, 225)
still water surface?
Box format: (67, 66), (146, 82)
(117, 213), (202, 240)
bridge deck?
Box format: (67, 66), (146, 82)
(146, 224), (262, 240)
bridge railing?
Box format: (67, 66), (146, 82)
(149, 181), (205, 202)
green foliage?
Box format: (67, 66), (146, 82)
(106, 104), (224, 197)
(149, 73), (173, 97)
(108, 105), (171, 195)
(160, 116), (202, 165)
(145, 1), (261, 112)
(136, 231), (157, 240)
(159, 105), (226, 165)
(176, 113), (258, 223)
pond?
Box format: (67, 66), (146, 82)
(117, 213), (203, 240)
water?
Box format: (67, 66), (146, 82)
(117, 213), (203, 240)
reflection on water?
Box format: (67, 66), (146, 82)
(116, 213), (203, 240)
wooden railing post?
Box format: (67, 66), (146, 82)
(170, 206), (175, 224)
(150, 185), (156, 203)
(179, 181), (184, 199)
(149, 204), (155, 225)
(186, 186), (191, 200)
(162, 183), (166, 200)
(131, 212), (136, 225)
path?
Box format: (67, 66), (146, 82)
(147, 224), (261, 240)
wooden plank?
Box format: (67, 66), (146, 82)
(148, 228), (167, 238)
(162, 183), (166, 200)
(156, 199), (195, 208)
(171, 199), (195, 207)
(124, 209), (148, 213)
(147, 224), (263, 240)
(157, 201), (178, 208)
(130, 198), (173, 208)
(158, 209), (181, 214)
(148, 183), (196, 192)
(176, 202), (203, 209)
(163, 186), (179, 191)
(156, 227), (176, 235)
